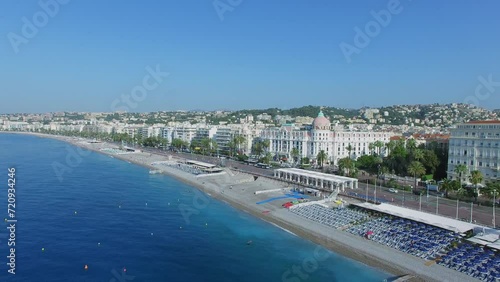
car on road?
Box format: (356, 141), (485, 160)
(388, 188), (398, 193)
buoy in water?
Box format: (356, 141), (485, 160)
(98, 243), (100, 246)
(151, 233), (153, 236)
(118, 205), (121, 208)
(74, 211), (77, 215)
(123, 268), (127, 272)
(42, 248), (45, 252)
(179, 226), (182, 229)
(84, 265), (88, 271)
(146, 203), (148, 206)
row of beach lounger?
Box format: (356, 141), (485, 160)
(291, 204), (500, 280)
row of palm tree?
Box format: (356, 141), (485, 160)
(227, 135), (247, 157)
(252, 139), (270, 157)
(440, 175), (498, 203)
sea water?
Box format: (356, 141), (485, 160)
(0, 134), (391, 282)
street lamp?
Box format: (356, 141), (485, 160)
(470, 202), (473, 223)
(436, 194), (439, 215)
(365, 179), (368, 203)
(493, 189), (497, 228)
(375, 164), (380, 203)
(402, 190), (405, 207)
(419, 192), (422, 211)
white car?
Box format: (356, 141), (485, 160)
(388, 188), (398, 193)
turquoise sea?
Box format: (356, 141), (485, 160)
(0, 134), (391, 282)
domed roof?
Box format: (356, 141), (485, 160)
(312, 110), (330, 130)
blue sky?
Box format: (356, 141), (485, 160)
(1, 0), (500, 113)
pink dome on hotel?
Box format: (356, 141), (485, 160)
(312, 110), (330, 130)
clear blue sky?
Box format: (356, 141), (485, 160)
(1, 0), (500, 113)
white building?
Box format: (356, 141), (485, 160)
(447, 120), (500, 182)
(260, 111), (393, 165)
(172, 126), (197, 143)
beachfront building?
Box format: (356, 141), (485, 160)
(191, 127), (218, 144)
(214, 127), (232, 154)
(260, 110), (393, 165)
(274, 168), (358, 192)
(172, 126), (197, 143)
(447, 120), (500, 183)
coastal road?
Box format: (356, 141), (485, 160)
(355, 182), (499, 228)
(138, 146), (499, 228)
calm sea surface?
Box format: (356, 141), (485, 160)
(0, 134), (391, 282)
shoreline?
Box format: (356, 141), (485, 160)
(3, 132), (478, 282)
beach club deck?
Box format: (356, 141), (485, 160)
(185, 160), (223, 173)
(352, 202), (480, 234)
(274, 168), (358, 192)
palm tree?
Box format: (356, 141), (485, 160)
(200, 138), (211, 155)
(210, 139), (218, 156)
(385, 140), (396, 156)
(227, 140), (236, 157)
(262, 139), (270, 154)
(368, 143), (375, 155)
(316, 150), (328, 168)
(440, 178), (456, 198)
(290, 148), (300, 164)
(454, 164), (468, 186)
(412, 149), (424, 162)
(374, 140), (385, 156)
(171, 138), (184, 150)
(469, 170), (483, 201)
(233, 135), (246, 155)
(346, 144), (353, 158)
(408, 161), (426, 189)
(483, 181), (500, 200)
(338, 157), (355, 176)
(252, 142), (263, 157)
(406, 138), (417, 152)
(262, 152), (272, 164)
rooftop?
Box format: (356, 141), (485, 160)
(466, 120), (500, 124)
(352, 202), (481, 233)
(276, 168), (357, 185)
(185, 160), (216, 168)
